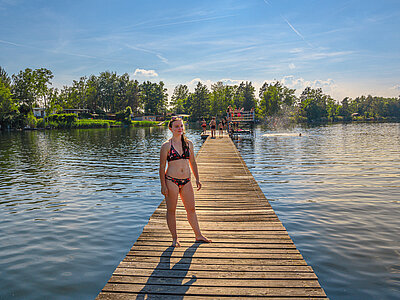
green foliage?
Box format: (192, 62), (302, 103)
(37, 118), (45, 128)
(171, 84), (189, 114)
(74, 119), (112, 128)
(258, 81), (296, 118)
(11, 68), (53, 111)
(26, 112), (37, 128)
(47, 113), (78, 128)
(78, 112), (94, 119)
(210, 82), (235, 118)
(191, 82), (210, 120)
(0, 80), (21, 128)
(3, 65), (400, 129)
(0, 66), (11, 88)
(131, 120), (158, 127)
(116, 106), (132, 124)
(140, 81), (168, 115)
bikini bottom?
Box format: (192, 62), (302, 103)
(165, 175), (191, 189)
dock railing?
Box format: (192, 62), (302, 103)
(227, 110), (255, 122)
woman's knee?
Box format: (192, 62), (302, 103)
(185, 205), (196, 215)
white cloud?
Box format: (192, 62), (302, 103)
(185, 77), (250, 92)
(281, 75), (337, 95)
(133, 68), (158, 77)
(390, 84), (400, 91)
(289, 63), (296, 70)
(220, 78), (244, 85)
(186, 78), (213, 91)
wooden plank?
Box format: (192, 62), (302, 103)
(101, 284), (326, 297)
(111, 269), (318, 280)
(108, 276), (322, 288)
(117, 261), (315, 272)
(97, 135), (326, 299)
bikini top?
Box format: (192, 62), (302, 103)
(167, 141), (190, 162)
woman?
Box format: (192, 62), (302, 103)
(218, 120), (224, 137)
(209, 117), (217, 138)
(159, 117), (211, 247)
(201, 118), (207, 133)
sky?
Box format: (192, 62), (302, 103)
(1, 0), (400, 101)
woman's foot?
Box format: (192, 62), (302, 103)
(172, 239), (181, 247)
(195, 235), (212, 243)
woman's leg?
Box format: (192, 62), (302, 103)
(165, 180), (180, 246)
(180, 182), (211, 243)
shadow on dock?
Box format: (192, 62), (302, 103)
(136, 243), (201, 299)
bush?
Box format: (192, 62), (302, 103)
(47, 113), (77, 128)
(26, 112), (37, 128)
(78, 112), (94, 119)
(132, 120), (158, 127)
(116, 106), (133, 125)
(74, 119), (113, 128)
(37, 118), (45, 128)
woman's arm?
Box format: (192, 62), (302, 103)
(159, 143), (169, 196)
(188, 140), (202, 190)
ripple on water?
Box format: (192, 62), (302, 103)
(235, 123), (400, 299)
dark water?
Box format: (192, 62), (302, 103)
(234, 122), (400, 299)
(0, 123), (399, 299)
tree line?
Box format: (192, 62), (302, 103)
(1, 66), (399, 129)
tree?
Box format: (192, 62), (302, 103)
(242, 81), (256, 111)
(298, 87), (335, 122)
(259, 82), (279, 116)
(86, 75), (100, 112)
(258, 81), (296, 118)
(0, 80), (20, 128)
(210, 82), (225, 117)
(191, 82), (210, 120)
(140, 81), (168, 115)
(171, 84), (189, 114)
(12, 68), (53, 111)
(98, 71), (118, 112)
(0, 66), (11, 87)
(338, 97), (351, 120)
(126, 79), (141, 115)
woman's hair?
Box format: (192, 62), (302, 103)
(168, 117), (188, 152)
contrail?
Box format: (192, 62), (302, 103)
(0, 38), (97, 59)
(125, 44), (169, 64)
(0, 39), (22, 47)
(283, 17), (305, 41)
(262, 0), (313, 47)
(147, 14), (236, 29)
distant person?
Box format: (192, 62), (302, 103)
(201, 118), (207, 134)
(218, 120), (223, 137)
(209, 117), (217, 138)
(229, 121), (234, 135)
(159, 117), (211, 247)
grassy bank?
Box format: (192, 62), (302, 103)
(35, 118), (159, 129)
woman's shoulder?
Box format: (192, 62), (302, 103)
(161, 140), (171, 149)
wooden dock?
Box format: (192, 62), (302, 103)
(97, 135), (327, 299)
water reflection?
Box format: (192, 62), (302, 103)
(233, 122), (400, 299)
(1, 123), (399, 299)
(0, 126), (202, 299)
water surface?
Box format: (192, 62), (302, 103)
(234, 122), (400, 299)
(0, 123), (399, 299)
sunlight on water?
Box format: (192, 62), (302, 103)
(0, 123), (399, 299)
(0, 126), (201, 299)
(234, 122), (400, 299)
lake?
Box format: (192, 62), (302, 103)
(0, 122), (399, 299)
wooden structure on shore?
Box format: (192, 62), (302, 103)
(97, 135), (327, 299)
(227, 110), (255, 137)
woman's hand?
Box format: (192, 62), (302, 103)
(196, 180), (202, 191)
(161, 185), (168, 197)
